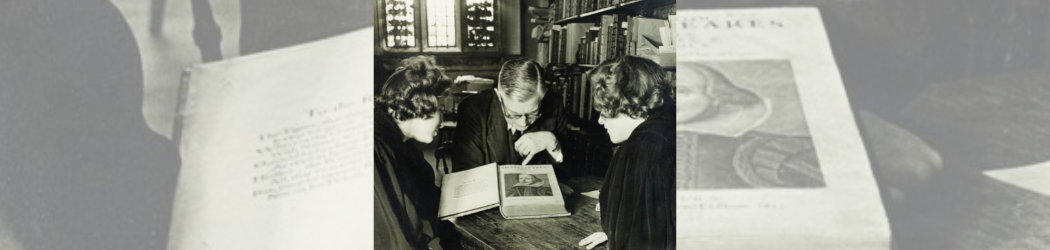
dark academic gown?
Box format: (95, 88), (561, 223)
(599, 106), (676, 250)
(374, 110), (443, 250)
(452, 89), (569, 173)
(0, 1), (181, 249)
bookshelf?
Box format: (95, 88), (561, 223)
(577, 63), (675, 70)
(553, 0), (646, 25)
(543, 0), (675, 120)
(535, 0), (674, 176)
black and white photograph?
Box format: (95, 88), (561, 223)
(374, 0), (676, 249)
(676, 60), (826, 190)
(5, 0), (1050, 250)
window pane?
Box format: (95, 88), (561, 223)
(426, 0), (456, 47)
(385, 0), (415, 48)
(465, 0), (495, 48)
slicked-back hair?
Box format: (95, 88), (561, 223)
(376, 55), (452, 121)
(497, 58), (545, 102)
(589, 56), (673, 119)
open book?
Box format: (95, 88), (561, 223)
(167, 29), (373, 250)
(438, 163), (571, 220)
(676, 8), (890, 249)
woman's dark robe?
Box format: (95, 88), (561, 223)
(374, 110), (443, 249)
(599, 106), (676, 249)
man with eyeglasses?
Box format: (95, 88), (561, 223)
(451, 58), (569, 173)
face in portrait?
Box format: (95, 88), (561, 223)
(676, 61), (827, 190)
(505, 173), (554, 197)
(518, 174), (536, 185)
(675, 65), (716, 124)
(675, 63), (769, 137)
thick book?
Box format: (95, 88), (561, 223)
(676, 8), (891, 250)
(438, 163), (571, 220)
(167, 29), (373, 250)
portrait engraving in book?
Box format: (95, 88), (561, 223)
(676, 8), (890, 250)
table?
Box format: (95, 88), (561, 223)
(452, 176), (607, 250)
(891, 169), (1050, 250)
(893, 70), (1050, 250)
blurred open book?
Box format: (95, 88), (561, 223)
(167, 29), (373, 250)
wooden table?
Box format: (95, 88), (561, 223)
(452, 176), (606, 250)
(892, 70), (1050, 250)
(889, 167), (1050, 250)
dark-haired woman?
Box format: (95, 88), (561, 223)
(374, 55), (452, 249)
(578, 56), (675, 249)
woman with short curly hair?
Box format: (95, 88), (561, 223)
(578, 56), (676, 250)
(374, 55), (452, 250)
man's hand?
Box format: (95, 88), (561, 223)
(514, 131), (557, 159)
(578, 232), (608, 249)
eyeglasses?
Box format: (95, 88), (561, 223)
(495, 89), (542, 120)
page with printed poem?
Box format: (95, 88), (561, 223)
(168, 28), (373, 250)
(438, 163), (500, 220)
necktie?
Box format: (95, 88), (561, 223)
(508, 130), (522, 163)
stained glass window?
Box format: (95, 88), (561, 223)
(426, 0), (456, 48)
(381, 0), (500, 51)
(465, 0), (496, 48)
(385, 0), (415, 48)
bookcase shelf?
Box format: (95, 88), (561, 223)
(575, 63), (674, 70)
(538, 0), (674, 176)
(554, 0), (646, 25)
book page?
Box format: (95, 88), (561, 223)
(676, 8), (890, 249)
(498, 165), (569, 218)
(985, 160), (1050, 196)
(438, 163), (500, 219)
(168, 29), (373, 250)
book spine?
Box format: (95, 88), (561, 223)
(550, 27), (559, 64)
(172, 68), (195, 144)
(579, 71), (587, 119)
(599, 15), (608, 63)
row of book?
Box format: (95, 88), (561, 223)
(548, 14), (671, 66)
(548, 63), (675, 124)
(554, 0), (638, 22)
(562, 128), (614, 177)
(549, 67), (597, 122)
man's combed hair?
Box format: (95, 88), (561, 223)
(589, 56), (673, 119)
(498, 58), (545, 102)
(376, 55), (452, 121)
